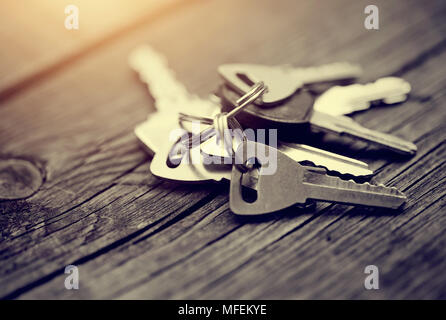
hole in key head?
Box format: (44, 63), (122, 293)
(236, 73), (255, 87)
(240, 157), (262, 203)
(166, 134), (190, 168)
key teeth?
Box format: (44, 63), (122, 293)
(300, 160), (371, 182)
(337, 175), (405, 197)
(346, 178), (402, 194)
(370, 183), (405, 197)
(389, 186), (405, 197)
(325, 171), (404, 195)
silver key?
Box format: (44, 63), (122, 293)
(219, 62), (362, 105)
(200, 136), (373, 177)
(219, 84), (418, 156)
(314, 77), (411, 116)
(310, 111), (417, 155)
(230, 141), (407, 215)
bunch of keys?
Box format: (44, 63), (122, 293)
(130, 45), (409, 215)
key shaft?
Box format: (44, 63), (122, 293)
(290, 62), (362, 86)
(201, 137), (373, 177)
(301, 168), (406, 209)
(310, 111), (417, 155)
(314, 77), (411, 116)
(129, 45), (218, 117)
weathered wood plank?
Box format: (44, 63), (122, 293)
(0, 0), (445, 299)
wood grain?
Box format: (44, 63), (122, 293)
(0, 0), (445, 299)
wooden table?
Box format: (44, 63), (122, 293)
(1, 0), (445, 299)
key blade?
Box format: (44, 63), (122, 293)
(129, 45), (189, 111)
(310, 111), (417, 156)
(302, 169), (406, 209)
(130, 45), (219, 117)
(278, 142), (373, 177)
(314, 77), (411, 116)
(201, 136), (373, 177)
(131, 44), (220, 151)
(290, 62), (362, 85)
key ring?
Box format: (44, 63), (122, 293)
(179, 82), (268, 149)
(179, 110), (245, 164)
(213, 112), (245, 164)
